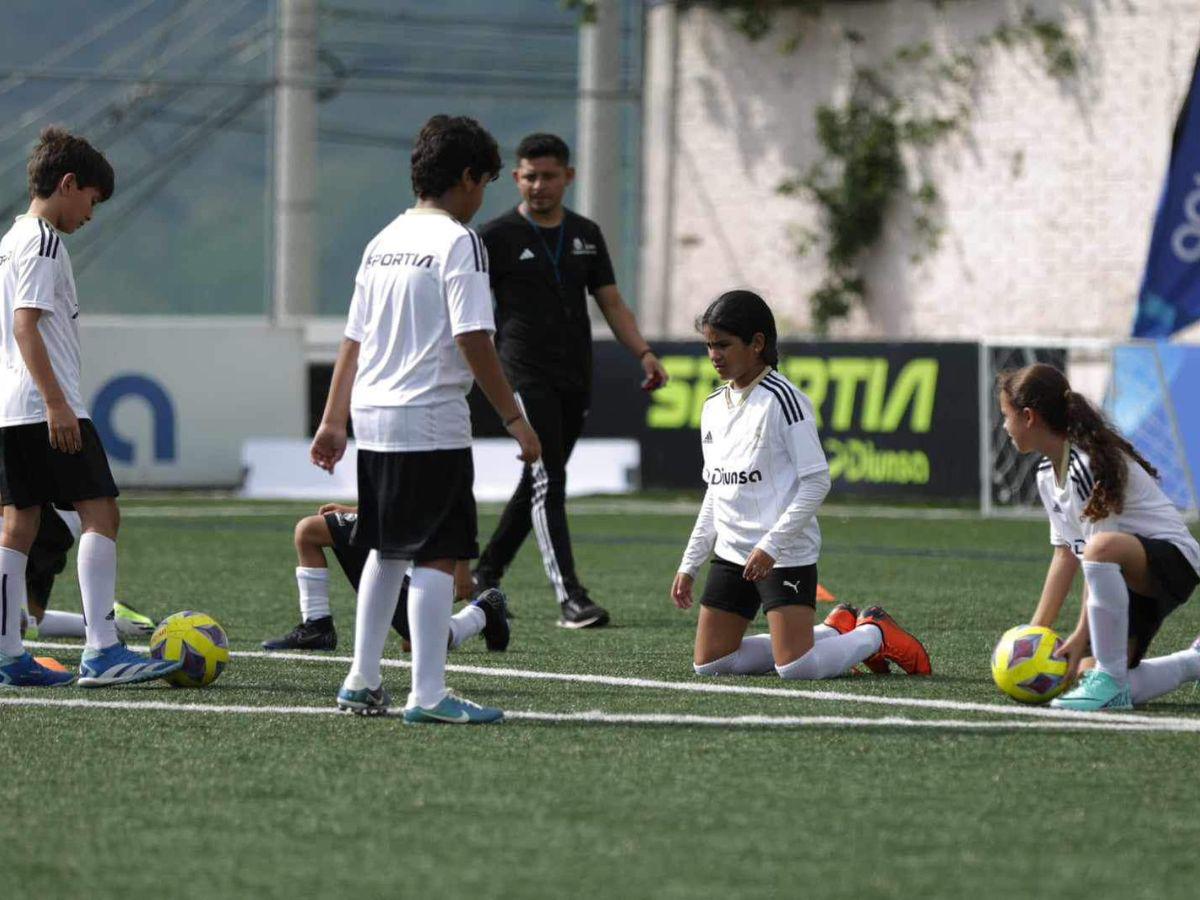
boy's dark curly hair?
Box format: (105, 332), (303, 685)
(27, 126), (114, 201)
(410, 115), (501, 199)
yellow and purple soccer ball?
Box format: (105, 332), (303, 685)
(991, 624), (1069, 704)
(149, 611), (230, 688)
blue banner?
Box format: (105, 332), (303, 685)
(1133, 48), (1200, 338)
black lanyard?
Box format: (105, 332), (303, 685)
(521, 211), (566, 286)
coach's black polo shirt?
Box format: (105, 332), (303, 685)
(480, 206), (616, 394)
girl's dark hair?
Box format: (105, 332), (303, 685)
(695, 290), (779, 367)
(27, 126), (114, 201)
(997, 363), (1156, 521)
(410, 115), (501, 199)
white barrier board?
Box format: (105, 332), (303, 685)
(241, 438), (639, 501)
(79, 319), (306, 487)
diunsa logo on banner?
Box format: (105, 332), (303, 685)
(1171, 172), (1200, 263)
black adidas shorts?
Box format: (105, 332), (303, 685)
(0, 419), (118, 510)
(324, 510), (368, 589)
(1128, 535), (1199, 666)
(353, 447), (478, 562)
(699, 557), (817, 620)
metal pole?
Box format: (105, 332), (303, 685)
(273, 0), (317, 321)
(637, 0), (677, 339)
(576, 0), (622, 249)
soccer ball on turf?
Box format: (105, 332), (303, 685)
(149, 611), (230, 688)
(991, 624), (1069, 704)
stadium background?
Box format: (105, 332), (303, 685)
(1, 0), (1198, 503)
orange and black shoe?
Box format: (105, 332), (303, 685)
(856, 606), (932, 676)
(823, 603), (889, 674)
(822, 603), (858, 634)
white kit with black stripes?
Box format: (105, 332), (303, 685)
(344, 207), (496, 452)
(1036, 445), (1200, 572)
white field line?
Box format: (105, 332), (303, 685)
(26, 641), (1200, 730)
(2, 696), (1197, 734)
(115, 501), (992, 521)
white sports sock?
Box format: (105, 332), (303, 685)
(693, 632), (775, 675)
(776, 625), (882, 680)
(78, 533), (118, 650)
(1083, 560), (1129, 682)
(36, 610), (86, 638)
(0, 547), (27, 656)
(1130, 647), (1200, 705)
(296, 567), (331, 622)
(407, 567), (454, 709)
(448, 604), (486, 650)
(345, 551), (408, 691)
(813, 624), (838, 642)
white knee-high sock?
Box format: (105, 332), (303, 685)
(448, 604), (486, 650)
(1083, 560), (1129, 682)
(37, 610), (86, 638)
(813, 624), (838, 642)
(1130, 647), (1200, 705)
(78, 533), (118, 650)
(296, 567), (331, 622)
(407, 567), (454, 709)
(776, 625), (882, 680)
(345, 551), (408, 690)
(693, 633), (775, 675)
(0, 547), (27, 657)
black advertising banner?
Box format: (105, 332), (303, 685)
(313, 340), (982, 500)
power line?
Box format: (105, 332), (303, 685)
(0, 0), (248, 145)
(0, 67), (635, 100)
(0, 0), (162, 99)
(72, 85), (270, 274)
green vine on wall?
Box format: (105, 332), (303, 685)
(716, 1), (1083, 333)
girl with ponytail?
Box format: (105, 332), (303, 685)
(998, 363), (1200, 710)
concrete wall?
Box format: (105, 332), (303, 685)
(640, 0), (1200, 341)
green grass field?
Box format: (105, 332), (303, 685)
(5, 498), (1200, 900)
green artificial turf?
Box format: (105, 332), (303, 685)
(4, 499), (1199, 900)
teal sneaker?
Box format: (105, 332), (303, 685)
(0, 651), (75, 687)
(1050, 668), (1133, 711)
(403, 692), (503, 724)
(336, 682), (391, 716)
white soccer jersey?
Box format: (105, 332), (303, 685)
(0, 215), (87, 426)
(678, 368), (829, 575)
(1036, 445), (1200, 574)
(344, 208), (495, 451)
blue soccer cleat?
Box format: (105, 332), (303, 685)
(475, 588), (511, 652)
(77, 643), (182, 688)
(0, 651), (76, 687)
(1050, 668), (1133, 711)
(336, 682), (391, 716)
(403, 692), (503, 724)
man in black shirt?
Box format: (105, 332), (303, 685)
(477, 133), (668, 628)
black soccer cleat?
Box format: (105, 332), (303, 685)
(557, 593), (610, 630)
(474, 588), (511, 652)
(261, 616), (337, 651)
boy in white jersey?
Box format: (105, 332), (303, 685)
(999, 363), (1200, 711)
(312, 115), (539, 721)
(0, 127), (179, 688)
(672, 291), (931, 680)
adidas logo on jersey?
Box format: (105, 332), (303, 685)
(1052, 503), (1062, 513)
(519, 248), (535, 261)
(703, 431), (713, 443)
